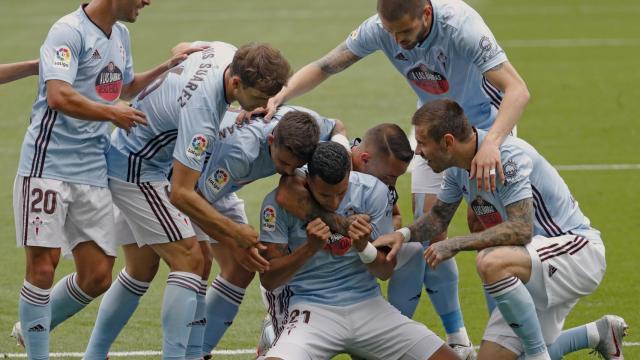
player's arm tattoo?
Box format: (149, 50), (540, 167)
(443, 197), (534, 252)
(409, 199), (461, 243)
(299, 195), (353, 235)
(314, 42), (361, 75)
(261, 242), (290, 262)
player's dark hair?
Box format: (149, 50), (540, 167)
(362, 123), (414, 163)
(411, 99), (473, 142)
(230, 43), (291, 96)
(273, 111), (320, 163)
(377, 0), (430, 21)
(308, 142), (351, 185)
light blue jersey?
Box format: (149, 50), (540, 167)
(259, 171), (395, 307)
(438, 129), (600, 243)
(346, 0), (507, 129)
(107, 41), (236, 183)
(197, 105), (336, 203)
(18, 5), (134, 187)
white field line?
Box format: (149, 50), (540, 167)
(502, 38), (640, 47)
(3, 344), (640, 357)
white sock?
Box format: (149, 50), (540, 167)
(446, 327), (470, 345)
(586, 322), (599, 348)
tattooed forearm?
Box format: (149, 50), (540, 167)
(409, 199), (460, 243)
(314, 42), (361, 75)
(305, 200), (351, 235)
(262, 243), (289, 261)
(446, 198), (534, 251)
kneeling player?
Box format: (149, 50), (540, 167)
(259, 142), (457, 360)
(376, 99), (627, 360)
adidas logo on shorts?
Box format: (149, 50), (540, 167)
(548, 265), (558, 278)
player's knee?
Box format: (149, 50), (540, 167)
(78, 267), (113, 296)
(184, 242), (204, 275)
(26, 262), (56, 288)
(475, 248), (508, 282)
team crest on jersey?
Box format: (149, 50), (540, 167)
(262, 206), (277, 232)
(324, 233), (352, 256)
(95, 62), (123, 101)
(350, 27), (359, 40)
(406, 63), (449, 95)
(186, 134), (208, 160)
(52, 46), (71, 69)
(205, 168), (229, 194)
(478, 35), (504, 64)
(471, 196), (503, 229)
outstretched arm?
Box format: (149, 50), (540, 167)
(0, 60), (38, 84)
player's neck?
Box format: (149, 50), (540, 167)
(84, 1), (117, 37)
(458, 132), (478, 171)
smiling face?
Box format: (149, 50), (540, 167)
(307, 173), (350, 212)
(114, 0), (150, 23)
(379, 10), (431, 50)
(413, 124), (453, 174)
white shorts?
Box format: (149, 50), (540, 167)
(267, 296), (444, 360)
(13, 175), (117, 257)
(408, 126), (518, 194)
(261, 284), (293, 338)
(482, 233), (606, 354)
(109, 177), (195, 246)
(193, 192), (248, 243)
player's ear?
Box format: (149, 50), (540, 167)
(443, 133), (455, 149)
(361, 152), (370, 164)
(267, 134), (275, 145)
(421, 2), (432, 22)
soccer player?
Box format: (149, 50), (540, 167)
(82, 41), (291, 359)
(259, 141), (458, 360)
(374, 99), (627, 360)
(189, 106), (341, 358)
(0, 60), (38, 84)
(11, 1), (204, 358)
(247, 0), (531, 355)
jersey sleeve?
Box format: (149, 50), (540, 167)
(40, 22), (82, 84)
(259, 190), (291, 244)
(345, 15), (382, 58)
(366, 180), (395, 240)
(454, 7), (508, 73)
(437, 169), (464, 204)
(119, 25), (135, 85)
(173, 105), (218, 172)
(497, 148), (533, 206)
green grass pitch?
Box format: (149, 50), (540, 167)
(0, 0), (638, 358)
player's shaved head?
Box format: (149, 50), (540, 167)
(377, 0), (430, 21)
(273, 111), (320, 163)
(308, 142), (351, 185)
(412, 99), (473, 142)
(361, 123), (413, 164)
(230, 43), (291, 96)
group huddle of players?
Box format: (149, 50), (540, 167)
(3, 0), (628, 359)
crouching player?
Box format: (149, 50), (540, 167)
(258, 142), (457, 360)
(375, 99), (627, 360)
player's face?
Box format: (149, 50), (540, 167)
(115, 0), (150, 23)
(361, 153), (408, 187)
(271, 144), (303, 176)
(380, 10), (430, 50)
(414, 125), (451, 173)
(233, 83), (271, 112)
(307, 174), (350, 212)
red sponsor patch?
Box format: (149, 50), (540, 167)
(95, 61), (123, 101)
(324, 233), (352, 256)
(471, 196), (503, 229)
(406, 64), (449, 95)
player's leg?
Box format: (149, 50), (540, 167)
(49, 183), (117, 331)
(84, 242), (159, 360)
(151, 237), (203, 359)
(201, 242), (255, 354)
(347, 296), (457, 360)
(257, 284), (291, 356)
(547, 315), (627, 360)
(476, 246), (549, 359)
(466, 206), (497, 315)
(185, 239), (212, 360)
(477, 341), (519, 360)
(13, 176), (65, 358)
(388, 242), (425, 318)
(412, 158), (472, 358)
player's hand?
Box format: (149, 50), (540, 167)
(348, 216), (372, 252)
(470, 140), (503, 192)
(110, 103), (147, 133)
(235, 107), (266, 125)
(234, 223), (261, 249)
(231, 244), (270, 273)
(167, 44), (208, 69)
(306, 218), (331, 251)
(424, 240), (459, 269)
(372, 231), (403, 262)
